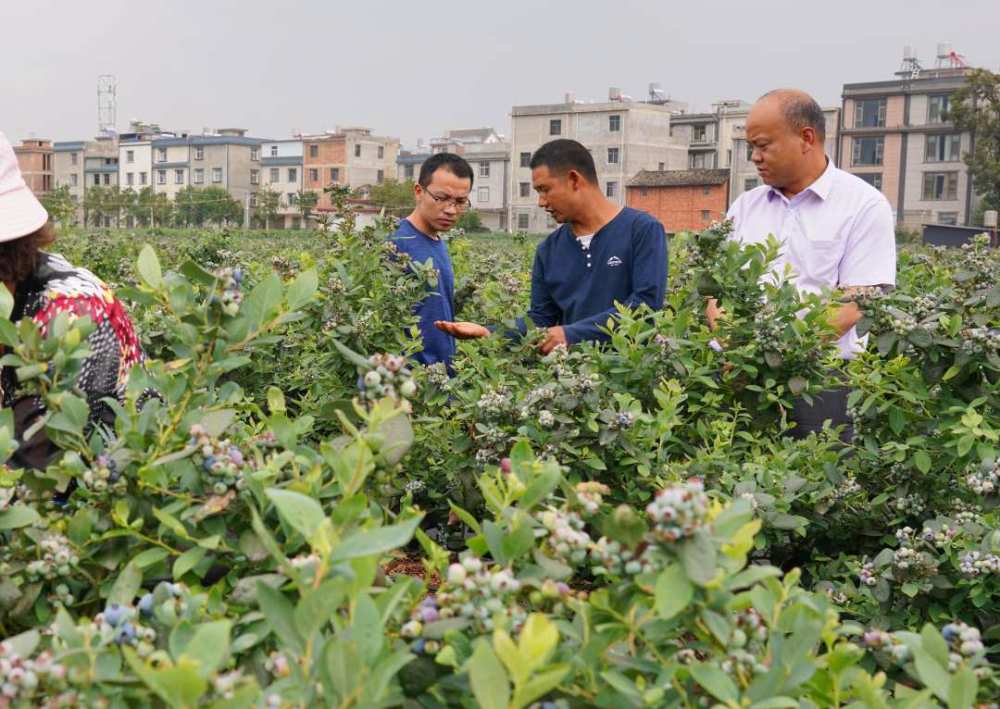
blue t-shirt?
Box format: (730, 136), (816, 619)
(389, 219), (456, 366)
(520, 207), (667, 344)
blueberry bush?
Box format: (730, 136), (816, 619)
(0, 216), (997, 707)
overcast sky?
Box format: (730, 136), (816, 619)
(3, 0), (998, 148)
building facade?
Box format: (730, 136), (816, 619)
(838, 66), (976, 227)
(509, 92), (689, 233)
(301, 127), (399, 210)
(261, 139), (305, 228)
(147, 130), (264, 205)
(13, 138), (53, 196)
(626, 169), (730, 234)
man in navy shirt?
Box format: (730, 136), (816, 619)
(389, 153), (473, 367)
(436, 139), (667, 354)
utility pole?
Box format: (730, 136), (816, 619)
(244, 193), (251, 229)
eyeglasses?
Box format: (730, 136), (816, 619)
(423, 188), (471, 210)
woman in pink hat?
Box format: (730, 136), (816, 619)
(0, 132), (145, 469)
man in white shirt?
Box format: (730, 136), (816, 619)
(707, 89), (897, 439)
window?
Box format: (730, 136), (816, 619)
(744, 178), (759, 191)
(518, 213), (530, 230)
(701, 210), (711, 221)
(639, 186), (648, 197)
(927, 94), (950, 124)
(925, 134), (962, 162)
(288, 168), (297, 182)
(71, 173), (79, 187)
(308, 168), (319, 182)
(251, 147), (260, 161)
(404, 164), (414, 180)
(726, 149), (732, 165)
(745, 141), (753, 161)
(377, 169), (384, 184)
(269, 167), (279, 182)
(194, 147), (204, 161)
(212, 167), (223, 183)
(658, 162), (665, 170)
(174, 169), (184, 184)
(692, 125), (707, 142)
(852, 136), (884, 166)
(689, 152), (712, 169)
(309, 144), (318, 158)
(854, 98), (887, 128)
(520, 152), (531, 168)
(937, 211), (958, 225)
(378, 145), (384, 159)
(157, 170), (166, 185)
(354, 144), (362, 158)
(250, 169), (259, 185)
(140, 172), (147, 185)
(922, 171), (958, 201)
(702, 185), (711, 195)
(158, 148), (167, 162)
(606, 181), (618, 198)
(607, 147), (619, 164)
(271, 145), (279, 157)
(478, 186), (490, 202)
(71, 152), (78, 165)
(288, 192), (298, 206)
(479, 162), (490, 178)
(609, 114), (621, 132)
(249, 193), (257, 208)
(330, 167), (339, 182)
(104, 173), (111, 185)
(194, 168), (204, 184)
(549, 119), (561, 136)
(519, 182), (530, 198)
(856, 173), (883, 190)
(92, 174), (100, 186)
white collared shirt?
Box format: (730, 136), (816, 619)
(727, 159), (897, 357)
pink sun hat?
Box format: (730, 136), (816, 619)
(0, 131), (49, 242)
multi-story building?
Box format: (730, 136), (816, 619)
(626, 168), (730, 234)
(301, 127), (400, 210)
(147, 129), (264, 205)
(13, 138), (53, 196)
(261, 139), (305, 228)
(52, 140), (86, 220)
(509, 89), (689, 233)
(838, 53), (976, 227)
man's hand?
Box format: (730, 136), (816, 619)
(434, 321), (490, 339)
(705, 298), (725, 331)
(539, 326), (568, 354)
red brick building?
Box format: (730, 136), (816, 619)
(626, 168), (729, 234)
(14, 138), (54, 196)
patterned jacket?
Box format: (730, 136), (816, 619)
(1, 252), (144, 468)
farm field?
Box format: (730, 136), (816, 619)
(0, 219), (998, 707)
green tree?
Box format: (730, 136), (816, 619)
(83, 185), (113, 227)
(297, 190), (319, 225)
(40, 185), (76, 225)
(173, 186), (242, 227)
(456, 209), (485, 232)
(366, 179), (414, 217)
(948, 68), (1000, 222)
(255, 187), (282, 229)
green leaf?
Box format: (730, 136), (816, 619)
(173, 546), (206, 580)
(655, 563), (694, 620)
(947, 666), (978, 709)
(912, 647), (950, 702)
(691, 662), (740, 703)
(921, 623), (950, 666)
(681, 529), (718, 586)
(0, 504), (40, 531)
(913, 450), (931, 474)
(256, 581), (304, 655)
(286, 269), (319, 309)
(519, 465), (561, 511)
(515, 664), (570, 708)
(107, 562), (143, 607)
(468, 640), (510, 709)
(0, 283), (13, 320)
(266, 488), (326, 541)
(136, 244), (164, 289)
(182, 620), (231, 678)
(329, 514), (422, 563)
(788, 376), (807, 396)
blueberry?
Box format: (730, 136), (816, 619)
(412, 639), (426, 654)
(138, 593), (154, 617)
(104, 603), (126, 627)
(114, 621), (137, 645)
(942, 624), (960, 642)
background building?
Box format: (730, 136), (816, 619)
(302, 127), (399, 210)
(261, 139), (305, 228)
(13, 138), (54, 197)
(626, 168), (730, 234)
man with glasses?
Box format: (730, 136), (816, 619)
(389, 152), (474, 368)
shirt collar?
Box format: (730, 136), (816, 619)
(766, 157), (835, 204)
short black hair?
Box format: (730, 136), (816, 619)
(418, 152), (474, 188)
(762, 89), (826, 142)
(529, 139), (598, 185)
